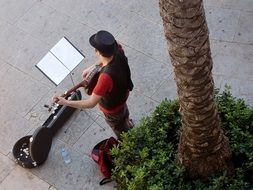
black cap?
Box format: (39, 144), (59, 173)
(89, 30), (117, 57)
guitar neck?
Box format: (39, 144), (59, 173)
(62, 64), (102, 97)
(62, 80), (88, 97)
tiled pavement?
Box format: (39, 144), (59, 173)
(0, 0), (253, 189)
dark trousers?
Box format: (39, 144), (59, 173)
(103, 105), (133, 140)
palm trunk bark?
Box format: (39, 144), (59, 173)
(159, 0), (233, 178)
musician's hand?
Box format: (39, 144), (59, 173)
(57, 97), (68, 105)
(82, 68), (91, 79)
(52, 96), (68, 105)
(52, 95), (59, 103)
(82, 62), (101, 79)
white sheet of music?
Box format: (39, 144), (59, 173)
(36, 37), (84, 85)
(36, 52), (70, 85)
(51, 38), (84, 71)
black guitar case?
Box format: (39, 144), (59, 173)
(12, 90), (82, 168)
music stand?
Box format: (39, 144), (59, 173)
(36, 37), (85, 85)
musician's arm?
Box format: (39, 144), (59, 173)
(55, 93), (102, 109)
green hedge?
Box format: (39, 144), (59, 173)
(111, 86), (253, 190)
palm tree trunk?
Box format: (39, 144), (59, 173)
(159, 0), (233, 179)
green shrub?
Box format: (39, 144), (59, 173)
(111, 86), (253, 190)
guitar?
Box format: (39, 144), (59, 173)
(83, 64), (102, 95)
(45, 64), (102, 112)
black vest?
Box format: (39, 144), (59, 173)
(99, 50), (133, 110)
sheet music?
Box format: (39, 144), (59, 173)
(51, 38), (84, 71)
(36, 52), (70, 85)
(36, 37), (84, 85)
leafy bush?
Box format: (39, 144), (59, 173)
(111, 87), (253, 190)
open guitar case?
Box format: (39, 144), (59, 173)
(12, 90), (82, 168)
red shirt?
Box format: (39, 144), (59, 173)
(93, 73), (128, 114)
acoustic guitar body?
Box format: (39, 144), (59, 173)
(84, 65), (102, 95)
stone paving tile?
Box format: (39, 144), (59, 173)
(15, 2), (91, 46)
(0, 0), (37, 24)
(151, 74), (178, 103)
(9, 34), (51, 82)
(0, 64), (50, 117)
(24, 89), (60, 131)
(73, 117), (116, 156)
(0, 110), (32, 155)
(32, 139), (115, 190)
(211, 40), (253, 81)
(203, 0), (224, 7)
(117, 14), (169, 64)
(210, 39), (253, 105)
(233, 11), (253, 45)
(127, 90), (159, 123)
(0, 20), (31, 65)
(0, 65), (41, 155)
(54, 109), (98, 146)
(0, 166), (50, 190)
(110, 0), (162, 25)
(0, 60), (8, 74)
(223, 0), (253, 12)
(124, 46), (172, 97)
(205, 6), (240, 42)
(0, 153), (15, 183)
(41, 0), (134, 36)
